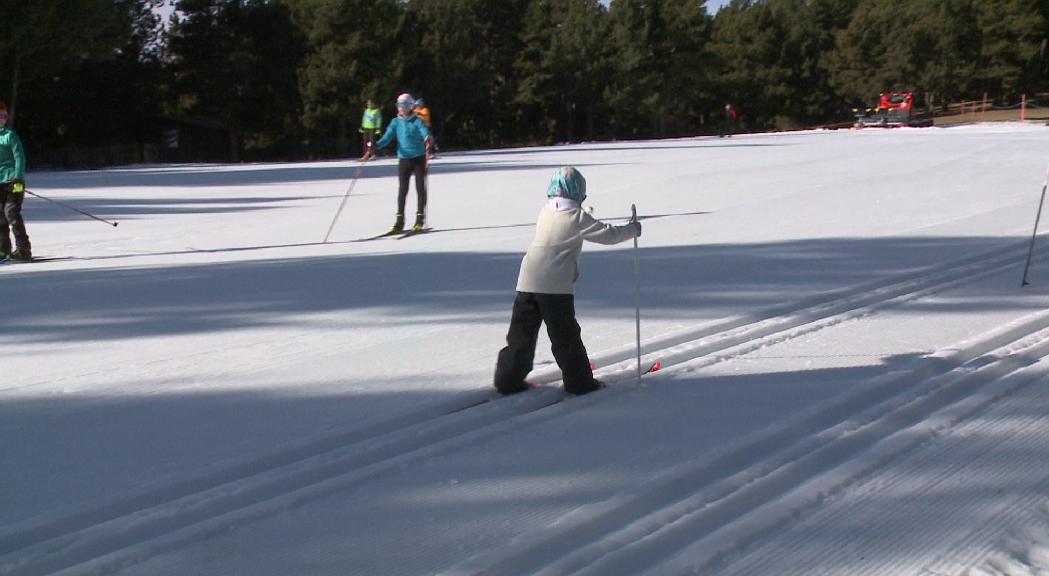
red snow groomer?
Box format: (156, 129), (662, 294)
(854, 92), (932, 128)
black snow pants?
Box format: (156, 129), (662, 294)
(397, 155), (427, 217)
(0, 184), (30, 256)
(494, 292), (600, 396)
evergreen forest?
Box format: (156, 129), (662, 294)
(2, 0), (1047, 166)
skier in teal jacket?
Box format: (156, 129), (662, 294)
(0, 100), (30, 260)
(367, 92), (432, 233)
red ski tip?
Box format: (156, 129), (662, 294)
(648, 361), (661, 372)
(589, 362), (597, 370)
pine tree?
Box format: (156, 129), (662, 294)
(829, 0), (979, 110)
(408, 0), (530, 147)
(286, 0), (400, 156)
(515, 0), (609, 144)
(0, 0), (123, 126)
(710, 0), (786, 130)
(606, 0), (713, 138)
(167, 0), (304, 160)
(974, 0), (1047, 100)
(771, 0), (859, 126)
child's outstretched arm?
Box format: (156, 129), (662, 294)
(578, 211), (641, 245)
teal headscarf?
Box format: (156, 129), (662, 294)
(546, 166), (586, 202)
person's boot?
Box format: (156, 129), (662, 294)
(10, 249), (31, 261)
(411, 211), (426, 232)
(388, 213), (404, 234)
(566, 379), (605, 396)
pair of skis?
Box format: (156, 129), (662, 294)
(590, 359), (661, 375)
(0, 255), (63, 265)
(452, 359), (662, 413)
(357, 227), (434, 242)
(395, 227), (433, 239)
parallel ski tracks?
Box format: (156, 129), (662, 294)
(718, 378), (1049, 576)
(3, 239), (1047, 576)
(438, 319), (1049, 576)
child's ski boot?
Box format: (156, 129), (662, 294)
(388, 213), (405, 234)
(411, 211), (426, 233)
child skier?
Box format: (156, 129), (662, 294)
(0, 100), (30, 260)
(494, 166), (641, 396)
(359, 99), (382, 160)
(366, 92), (432, 233)
(413, 98), (437, 158)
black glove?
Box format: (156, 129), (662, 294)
(633, 220), (642, 237)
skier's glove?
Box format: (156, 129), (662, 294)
(633, 220), (642, 237)
(8, 179), (23, 193)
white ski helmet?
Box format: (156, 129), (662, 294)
(396, 93), (415, 110)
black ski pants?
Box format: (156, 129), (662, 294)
(397, 155), (427, 217)
(361, 130), (377, 156)
(494, 292), (599, 396)
(0, 184), (30, 255)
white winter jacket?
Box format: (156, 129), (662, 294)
(516, 200), (639, 294)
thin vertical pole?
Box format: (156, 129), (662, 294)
(1021, 164), (1049, 286)
(323, 157), (368, 243)
(632, 204), (642, 381)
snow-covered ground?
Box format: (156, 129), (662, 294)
(4, 123), (1049, 576)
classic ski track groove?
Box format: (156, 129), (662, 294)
(437, 319), (1049, 576)
(532, 238), (1040, 384)
(717, 377), (1049, 574)
(918, 487), (1049, 575)
(1, 239), (1044, 576)
(687, 357), (1049, 576)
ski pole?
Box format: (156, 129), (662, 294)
(424, 142), (430, 225)
(323, 156), (369, 243)
(632, 204), (642, 381)
(1021, 163), (1049, 286)
(25, 189), (119, 227)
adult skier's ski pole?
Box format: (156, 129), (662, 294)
(632, 204), (642, 381)
(424, 143), (431, 224)
(323, 156), (369, 243)
(1021, 163), (1049, 286)
(25, 189), (119, 227)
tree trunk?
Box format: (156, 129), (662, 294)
(229, 127), (240, 163)
(586, 100), (594, 141)
(336, 120), (347, 157)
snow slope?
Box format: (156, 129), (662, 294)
(4, 123), (1049, 576)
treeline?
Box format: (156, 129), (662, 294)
(2, 0), (1047, 165)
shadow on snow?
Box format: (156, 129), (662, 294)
(1, 234), (1044, 345)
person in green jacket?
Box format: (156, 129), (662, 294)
(359, 99), (382, 160)
(0, 100), (30, 260)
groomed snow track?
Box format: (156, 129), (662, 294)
(4, 238), (1049, 576)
